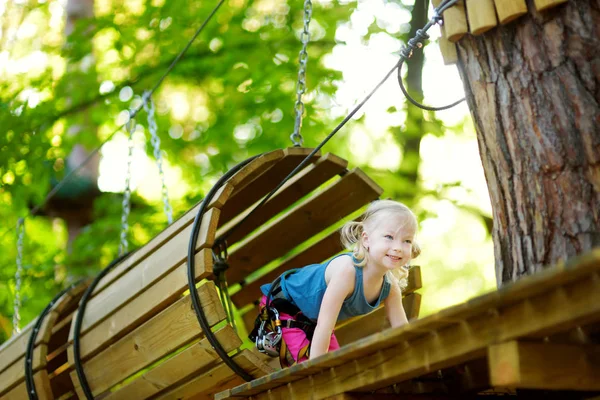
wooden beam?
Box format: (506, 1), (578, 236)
(69, 249), (212, 362)
(217, 148), (320, 226)
(104, 326), (243, 400)
(1, 370), (52, 400)
(227, 168), (383, 285)
(154, 350), (274, 400)
(488, 340), (600, 391)
(68, 282), (226, 397)
(72, 207), (219, 338)
(217, 152), (347, 245)
(217, 250), (600, 399)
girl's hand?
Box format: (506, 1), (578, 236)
(310, 261), (355, 359)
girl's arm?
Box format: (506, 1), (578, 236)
(384, 281), (409, 328)
(310, 263), (354, 359)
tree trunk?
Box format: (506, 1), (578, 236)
(457, 0), (600, 285)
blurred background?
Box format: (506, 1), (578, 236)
(0, 0), (496, 344)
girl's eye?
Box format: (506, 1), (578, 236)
(384, 235), (393, 240)
(404, 239), (413, 244)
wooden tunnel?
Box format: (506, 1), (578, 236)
(433, 0), (569, 65)
(0, 148), (424, 399)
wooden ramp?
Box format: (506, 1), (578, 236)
(216, 250), (600, 400)
(1, 148), (427, 399)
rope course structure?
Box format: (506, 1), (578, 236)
(2, 0), (586, 398)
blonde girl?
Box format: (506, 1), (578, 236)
(254, 200), (420, 365)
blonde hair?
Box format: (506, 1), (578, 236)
(340, 200), (421, 290)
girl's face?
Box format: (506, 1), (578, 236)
(362, 214), (415, 272)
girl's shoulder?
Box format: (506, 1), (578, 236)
(324, 254), (356, 286)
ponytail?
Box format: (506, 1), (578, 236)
(340, 220), (368, 267)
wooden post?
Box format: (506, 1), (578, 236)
(432, 0), (468, 42)
(488, 341), (600, 391)
(534, 0), (569, 12)
(439, 27), (458, 65)
(466, 0), (498, 35)
(494, 0), (528, 24)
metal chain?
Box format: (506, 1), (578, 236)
(290, 0), (312, 147)
(119, 113), (135, 256)
(143, 92), (173, 225)
(12, 218), (24, 335)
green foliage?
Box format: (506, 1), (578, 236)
(0, 0), (495, 345)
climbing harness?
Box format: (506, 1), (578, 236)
(212, 241), (238, 331)
(248, 275), (316, 367)
(143, 91), (173, 225)
(12, 218), (25, 335)
(290, 0), (313, 147)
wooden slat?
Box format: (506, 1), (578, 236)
(493, 0), (527, 24)
(335, 293), (422, 347)
(69, 282), (226, 397)
(534, 0), (568, 12)
(155, 350), (275, 400)
(0, 345), (47, 397)
(71, 207), (219, 338)
(218, 251), (600, 399)
(231, 230), (345, 308)
(217, 153), (348, 245)
(488, 341), (600, 390)
(227, 168), (383, 285)
(104, 325), (242, 400)
(94, 202), (203, 295)
(0, 307), (62, 374)
(217, 148), (321, 226)
(1, 370), (52, 400)
(70, 249), (212, 362)
(49, 361), (74, 399)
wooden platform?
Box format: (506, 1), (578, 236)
(216, 250), (600, 400)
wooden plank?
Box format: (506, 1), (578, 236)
(227, 168), (383, 285)
(2, 370), (52, 400)
(94, 201), (204, 294)
(335, 293), (422, 347)
(217, 153), (348, 245)
(70, 249), (212, 362)
(217, 148), (321, 226)
(104, 325), (243, 400)
(69, 281), (226, 397)
(218, 252), (600, 399)
(0, 344), (47, 397)
(71, 207), (219, 338)
(49, 361), (74, 399)
(0, 309), (59, 374)
(488, 340), (600, 391)
(232, 230), (345, 308)
(155, 349), (275, 400)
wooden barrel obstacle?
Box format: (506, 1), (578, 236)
(434, 0), (569, 64)
(0, 148), (424, 399)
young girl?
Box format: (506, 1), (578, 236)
(253, 199), (421, 366)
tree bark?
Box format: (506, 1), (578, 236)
(457, 0), (600, 285)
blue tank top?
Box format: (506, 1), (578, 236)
(260, 253), (392, 322)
